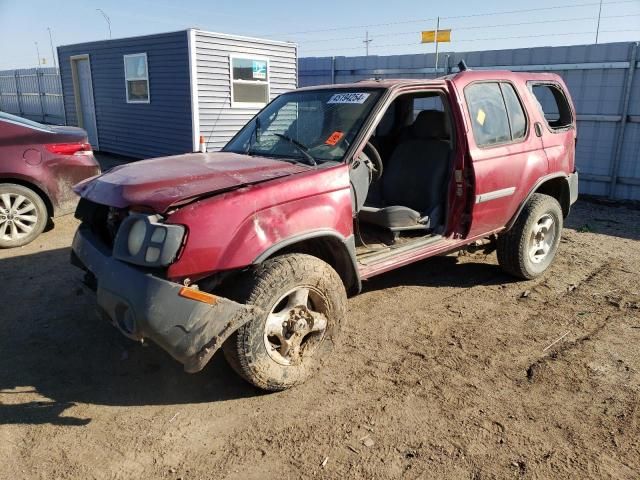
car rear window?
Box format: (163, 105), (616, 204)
(0, 111), (52, 131)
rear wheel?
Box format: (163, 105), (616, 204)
(223, 254), (347, 391)
(497, 193), (563, 279)
(0, 184), (48, 248)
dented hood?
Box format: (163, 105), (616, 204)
(74, 152), (309, 212)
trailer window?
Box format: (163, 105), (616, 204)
(124, 53), (150, 103)
(529, 83), (573, 130)
(230, 57), (269, 107)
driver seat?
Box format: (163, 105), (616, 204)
(359, 110), (451, 232)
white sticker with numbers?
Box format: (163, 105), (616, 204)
(327, 92), (370, 104)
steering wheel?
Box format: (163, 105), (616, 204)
(362, 141), (384, 182)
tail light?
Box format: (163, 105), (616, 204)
(45, 142), (92, 155)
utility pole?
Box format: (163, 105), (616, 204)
(35, 41), (41, 67)
(434, 16), (440, 72)
(363, 30), (372, 56)
(47, 27), (58, 70)
(97, 8), (112, 39)
(595, 0), (603, 44)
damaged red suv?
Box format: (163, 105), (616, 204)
(71, 69), (578, 391)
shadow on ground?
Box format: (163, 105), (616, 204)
(0, 247), (260, 426)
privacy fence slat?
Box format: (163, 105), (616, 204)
(0, 67), (65, 125)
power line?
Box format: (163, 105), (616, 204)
(300, 28), (639, 55)
(296, 16), (593, 45)
(265, 0), (637, 38)
(295, 13), (640, 46)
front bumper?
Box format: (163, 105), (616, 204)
(71, 225), (258, 373)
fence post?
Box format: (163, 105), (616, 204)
(14, 71), (24, 117)
(608, 41), (638, 199)
(331, 56), (336, 84)
(36, 68), (46, 122)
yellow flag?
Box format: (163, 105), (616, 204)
(421, 29), (451, 43)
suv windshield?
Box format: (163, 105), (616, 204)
(224, 88), (383, 164)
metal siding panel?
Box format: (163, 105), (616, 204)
(195, 31), (297, 151)
(0, 67), (65, 124)
(57, 31), (192, 158)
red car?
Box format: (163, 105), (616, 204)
(0, 112), (100, 247)
(71, 69), (578, 391)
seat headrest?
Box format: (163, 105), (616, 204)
(411, 110), (448, 140)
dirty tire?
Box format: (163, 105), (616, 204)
(497, 193), (563, 279)
(0, 183), (48, 248)
(222, 254), (347, 391)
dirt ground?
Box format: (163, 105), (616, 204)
(1, 199), (638, 480)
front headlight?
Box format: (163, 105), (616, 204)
(113, 214), (186, 267)
(127, 219), (147, 256)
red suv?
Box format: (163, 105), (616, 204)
(71, 69), (578, 391)
(0, 112), (100, 247)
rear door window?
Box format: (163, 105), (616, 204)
(529, 83), (573, 130)
(500, 83), (527, 140)
(464, 82), (511, 147)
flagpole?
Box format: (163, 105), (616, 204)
(434, 16), (440, 73)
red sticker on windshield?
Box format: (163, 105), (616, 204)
(325, 131), (344, 146)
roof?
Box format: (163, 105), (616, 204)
(58, 28), (296, 49)
(295, 78), (449, 91)
(295, 69), (564, 92)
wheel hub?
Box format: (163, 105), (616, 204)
(264, 286), (329, 366)
(528, 214), (556, 264)
(0, 193), (38, 241)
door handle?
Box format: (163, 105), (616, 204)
(534, 122), (543, 137)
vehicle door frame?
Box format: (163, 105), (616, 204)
(346, 82), (470, 239)
(69, 54), (100, 150)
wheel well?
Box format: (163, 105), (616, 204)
(0, 178), (54, 218)
(534, 176), (570, 218)
(264, 236), (361, 295)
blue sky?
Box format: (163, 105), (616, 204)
(0, 0), (638, 69)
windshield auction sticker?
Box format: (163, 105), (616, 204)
(325, 131), (344, 146)
(327, 93), (370, 104)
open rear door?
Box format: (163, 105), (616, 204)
(444, 78), (475, 239)
(450, 73), (547, 238)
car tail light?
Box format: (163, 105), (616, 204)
(45, 142), (92, 155)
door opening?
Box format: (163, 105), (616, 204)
(70, 55), (99, 149)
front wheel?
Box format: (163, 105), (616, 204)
(222, 254), (347, 391)
(0, 184), (48, 248)
(497, 193), (563, 279)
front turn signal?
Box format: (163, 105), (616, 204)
(178, 287), (217, 305)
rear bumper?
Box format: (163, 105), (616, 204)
(71, 225), (257, 372)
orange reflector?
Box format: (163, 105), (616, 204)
(179, 287), (217, 305)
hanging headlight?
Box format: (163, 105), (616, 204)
(114, 214), (185, 267)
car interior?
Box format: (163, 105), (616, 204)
(351, 91), (455, 259)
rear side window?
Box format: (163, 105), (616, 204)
(529, 83), (573, 130)
(464, 83), (511, 147)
